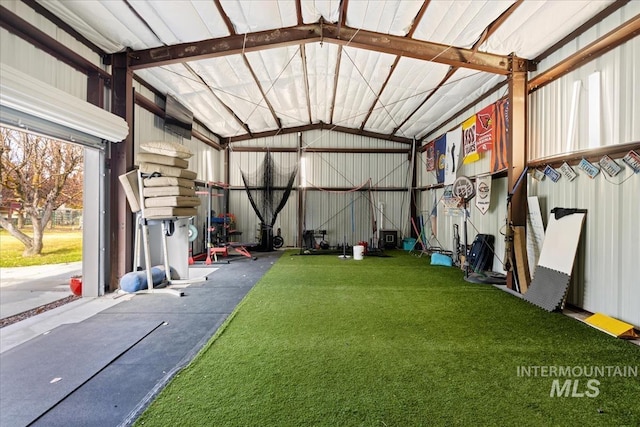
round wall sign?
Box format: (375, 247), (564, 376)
(452, 176), (476, 201)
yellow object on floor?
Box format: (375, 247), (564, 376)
(584, 313), (639, 339)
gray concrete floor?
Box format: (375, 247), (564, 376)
(0, 251), (282, 427)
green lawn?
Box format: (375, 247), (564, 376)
(136, 251), (640, 427)
(0, 228), (82, 267)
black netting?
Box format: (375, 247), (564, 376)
(241, 151), (298, 251)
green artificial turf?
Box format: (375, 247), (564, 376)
(136, 251), (640, 426)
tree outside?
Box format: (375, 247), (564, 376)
(0, 127), (83, 257)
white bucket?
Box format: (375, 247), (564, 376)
(353, 245), (365, 260)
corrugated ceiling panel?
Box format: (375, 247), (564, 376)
(189, 57), (277, 134)
(332, 47), (397, 129)
(221, 0), (297, 33)
(480, 0), (616, 58)
(135, 66), (246, 137)
(306, 42), (339, 124)
(128, 0), (229, 44)
(402, 69), (505, 139)
(345, 0), (423, 36)
(364, 58), (450, 136)
(414, 0), (515, 48)
(246, 46), (308, 128)
(35, 0), (156, 52)
(301, 0), (340, 24)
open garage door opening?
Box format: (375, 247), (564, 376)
(0, 126), (85, 323)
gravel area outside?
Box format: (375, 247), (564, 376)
(0, 295), (80, 328)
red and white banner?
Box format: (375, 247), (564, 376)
(476, 103), (495, 153)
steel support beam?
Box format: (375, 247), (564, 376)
(506, 64), (528, 291)
(129, 23), (518, 75)
(109, 52), (134, 292)
(226, 122), (413, 145)
(297, 132), (304, 248)
(231, 146), (410, 154)
(529, 14), (640, 92)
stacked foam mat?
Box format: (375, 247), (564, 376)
(136, 141), (200, 219)
(523, 209), (586, 312)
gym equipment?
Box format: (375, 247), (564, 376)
(584, 313), (639, 339)
(273, 227), (284, 249)
(338, 235), (350, 259)
(302, 229), (328, 251)
(524, 208), (587, 312)
(126, 170), (207, 296)
(450, 176), (475, 279)
(241, 150), (298, 252)
(379, 229), (398, 249)
(120, 265), (173, 293)
(467, 234), (495, 272)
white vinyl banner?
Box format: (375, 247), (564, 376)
(475, 175), (491, 214)
(444, 127), (462, 185)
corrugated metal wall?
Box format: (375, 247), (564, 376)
(0, 1), (93, 99)
(417, 178), (508, 274)
(529, 1), (640, 159)
(529, 35), (640, 158)
(525, 10), (640, 325)
(529, 162), (639, 326)
(416, 85), (508, 274)
(415, 10), (639, 325)
(226, 130), (412, 248)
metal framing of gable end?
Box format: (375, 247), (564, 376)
(128, 23), (517, 75)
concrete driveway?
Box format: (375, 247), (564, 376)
(0, 262), (82, 319)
